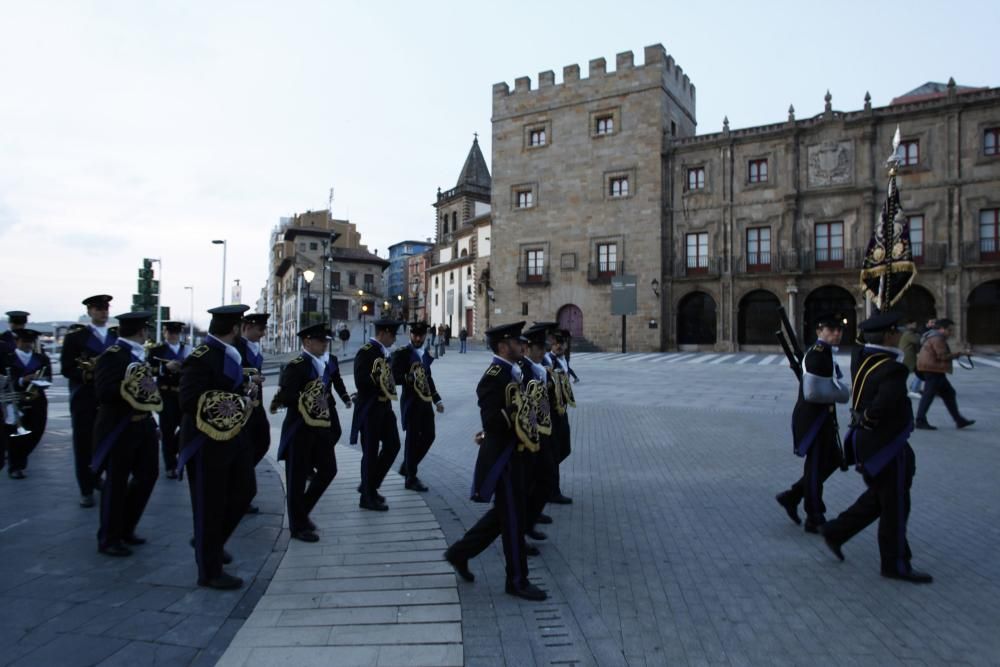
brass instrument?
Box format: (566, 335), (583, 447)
(0, 370), (31, 436)
(24, 364), (50, 400)
(243, 367), (262, 405)
(120, 362), (163, 412)
(373, 357), (397, 401)
(524, 378), (552, 436)
(196, 390), (252, 440)
(410, 362), (433, 402)
(506, 382), (539, 453)
(76, 356), (97, 383)
(297, 378), (331, 427)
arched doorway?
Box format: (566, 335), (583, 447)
(803, 285), (857, 345)
(557, 304), (583, 338)
(968, 280), (1000, 345)
(893, 285), (936, 327)
(677, 291), (717, 345)
(738, 289), (781, 345)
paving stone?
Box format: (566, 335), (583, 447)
(96, 641), (199, 666)
(8, 633), (128, 667)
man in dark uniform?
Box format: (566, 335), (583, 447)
(543, 330), (574, 505)
(91, 312), (162, 557)
(351, 319), (401, 511)
(270, 323), (352, 542)
(177, 305), (255, 589)
(819, 312), (933, 584)
(391, 321), (444, 492)
(235, 313), (270, 513)
(148, 321), (190, 478)
(444, 322), (547, 601)
(4, 329), (53, 478)
(61, 295), (118, 508)
(519, 322), (558, 543)
(1, 311), (30, 354)
(775, 313), (850, 533)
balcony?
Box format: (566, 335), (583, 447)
(673, 257), (721, 278)
(516, 266), (550, 286)
(962, 238), (1000, 264)
(799, 247), (863, 272)
(361, 282), (380, 296)
(913, 242), (947, 269)
(330, 283), (342, 292)
(587, 261), (624, 283)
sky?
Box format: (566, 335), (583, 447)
(2, 0), (999, 327)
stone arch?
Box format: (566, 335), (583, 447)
(557, 304), (583, 338)
(677, 291), (717, 345)
(738, 289), (782, 345)
(968, 279), (1000, 345)
(803, 285), (857, 345)
(893, 284), (936, 327)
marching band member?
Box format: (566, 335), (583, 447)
(391, 321), (444, 492)
(148, 321), (191, 478)
(3, 328), (52, 478)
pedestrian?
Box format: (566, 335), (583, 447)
(775, 313), (850, 533)
(235, 313), (271, 513)
(444, 324), (452, 347)
(435, 325), (446, 357)
(4, 328), (52, 478)
(91, 311), (161, 557)
(391, 321), (444, 492)
(459, 327), (468, 353)
(543, 329), (575, 504)
(914, 318), (975, 430)
(819, 312), (933, 584)
(177, 304), (256, 590)
(271, 323), (351, 542)
(351, 318), (402, 511)
(60, 295), (119, 508)
(898, 317), (923, 399)
(444, 321), (547, 601)
(337, 322), (350, 356)
(148, 321), (191, 479)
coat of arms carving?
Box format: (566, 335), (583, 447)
(807, 141), (853, 187)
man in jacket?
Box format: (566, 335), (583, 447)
(897, 317), (923, 399)
(914, 318), (974, 430)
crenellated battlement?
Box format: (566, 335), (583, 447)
(492, 43), (696, 116)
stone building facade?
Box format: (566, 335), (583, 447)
(490, 44), (1000, 350)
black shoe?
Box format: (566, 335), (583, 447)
(198, 572), (244, 590)
(291, 530), (319, 543)
(536, 513), (553, 525)
(882, 569), (933, 584)
(526, 528), (547, 541)
(818, 525), (844, 562)
(123, 533), (147, 546)
(444, 550), (474, 582)
(957, 418), (975, 430)
(549, 493), (573, 505)
(505, 581), (547, 601)
(357, 484), (385, 503)
(803, 516), (826, 534)
(165, 469), (178, 480)
(397, 466), (408, 477)
(80, 494), (95, 508)
(8, 469), (25, 479)
(245, 504), (260, 515)
(189, 538), (233, 564)
(99, 543), (133, 558)
(525, 544), (540, 557)
(405, 477), (429, 492)
(306, 518), (317, 531)
(775, 492), (801, 525)
(915, 420), (937, 430)
(359, 498), (389, 512)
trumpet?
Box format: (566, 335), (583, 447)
(0, 370), (31, 436)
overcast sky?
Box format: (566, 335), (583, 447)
(2, 0), (998, 326)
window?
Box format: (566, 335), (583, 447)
(815, 222), (844, 267)
(452, 212), (458, 232)
(908, 215), (924, 261)
(597, 242), (617, 276)
(609, 176), (629, 198)
(449, 272), (454, 284)
(595, 115), (614, 135)
(348, 272), (357, 286)
(747, 227), (771, 270)
(309, 242), (318, 250)
(331, 271), (341, 290)
(298, 242), (306, 251)
(434, 276), (439, 286)
(526, 249), (545, 282)
(529, 128), (546, 147)
(671, 121), (677, 137)
(686, 233), (708, 273)
(985, 128), (1000, 156)
(981, 209), (1000, 257)
(522, 302), (529, 316)
(748, 159), (768, 184)
(435, 294), (439, 306)
(516, 190), (534, 208)
(899, 140), (919, 166)
(687, 167), (705, 191)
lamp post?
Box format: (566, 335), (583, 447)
(303, 269), (315, 327)
(358, 289), (368, 339)
(184, 285), (194, 344)
(211, 239), (227, 304)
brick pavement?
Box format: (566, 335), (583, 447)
(417, 349), (1000, 666)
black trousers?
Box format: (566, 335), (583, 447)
(286, 426), (338, 532)
(525, 436), (557, 528)
(448, 454), (530, 586)
(69, 386), (98, 496)
(359, 404), (400, 499)
(244, 406), (271, 501)
(782, 426), (842, 520)
(552, 413), (571, 494)
(916, 372), (964, 424)
(400, 403), (435, 479)
(823, 444), (916, 575)
(158, 392), (181, 472)
(98, 418), (158, 549)
(186, 436), (255, 581)
(8, 394), (47, 471)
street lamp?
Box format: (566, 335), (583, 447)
(303, 269), (316, 326)
(184, 285), (194, 344)
(211, 240), (227, 304)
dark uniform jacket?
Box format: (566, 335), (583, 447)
(350, 339), (393, 443)
(471, 357), (520, 503)
(148, 342), (186, 393)
(846, 345), (913, 475)
(792, 340), (848, 456)
(61, 326), (118, 395)
(92, 344), (155, 472)
(177, 339), (247, 465)
(3, 348), (51, 432)
(273, 354), (350, 460)
(0, 330), (15, 356)
(390, 344), (440, 428)
(234, 337), (269, 454)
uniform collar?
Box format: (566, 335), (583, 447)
(14, 348), (32, 366)
(118, 337), (146, 362)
